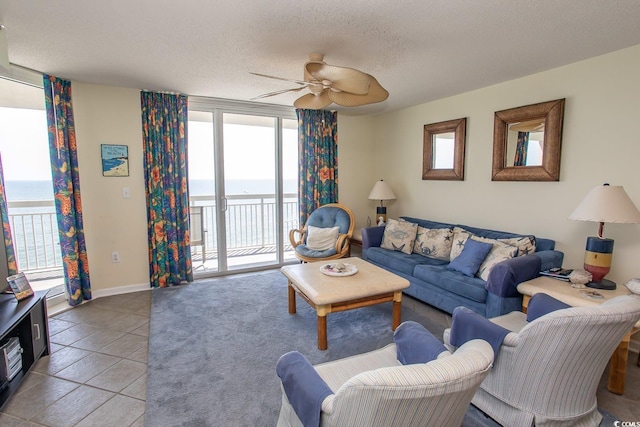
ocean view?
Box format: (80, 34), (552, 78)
(4, 179), (298, 272)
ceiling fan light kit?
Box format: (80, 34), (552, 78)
(253, 53), (388, 109)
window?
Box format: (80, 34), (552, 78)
(0, 75), (65, 300)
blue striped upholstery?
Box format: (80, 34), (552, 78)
(276, 339), (494, 427)
(444, 295), (640, 427)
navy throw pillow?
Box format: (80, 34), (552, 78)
(526, 293), (571, 322)
(448, 239), (493, 277)
(394, 321), (447, 365)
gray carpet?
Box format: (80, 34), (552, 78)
(146, 270), (616, 427)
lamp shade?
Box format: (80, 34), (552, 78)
(568, 184), (640, 224)
(368, 180), (396, 201)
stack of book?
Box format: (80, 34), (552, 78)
(539, 268), (573, 281)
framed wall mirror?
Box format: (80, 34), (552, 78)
(492, 98), (565, 181)
(422, 117), (466, 180)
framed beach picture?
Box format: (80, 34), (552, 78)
(101, 144), (129, 177)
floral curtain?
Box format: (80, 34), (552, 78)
(296, 109), (338, 226)
(140, 91), (192, 288)
(0, 154), (18, 276)
(43, 74), (91, 306)
(514, 131), (529, 166)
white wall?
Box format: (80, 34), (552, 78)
(67, 44), (640, 296)
(72, 83), (150, 295)
(335, 114), (377, 238)
(340, 44), (640, 286)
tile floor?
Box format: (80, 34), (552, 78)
(0, 280), (638, 426)
(0, 291), (150, 427)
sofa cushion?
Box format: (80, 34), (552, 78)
(413, 264), (488, 303)
(381, 219), (417, 254)
(450, 227), (472, 261)
(413, 226), (453, 260)
(367, 247), (444, 276)
(448, 239), (493, 277)
(471, 237), (518, 281)
(498, 236), (536, 256)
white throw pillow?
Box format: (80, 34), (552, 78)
(449, 227), (472, 261)
(498, 236), (536, 256)
(381, 219), (418, 254)
(413, 226), (453, 260)
(306, 225), (340, 251)
(472, 236), (518, 281)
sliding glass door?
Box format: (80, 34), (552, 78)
(187, 100), (297, 275)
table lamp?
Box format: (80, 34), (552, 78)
(568, 183), (640, 290)
(368, 180), (396, 225)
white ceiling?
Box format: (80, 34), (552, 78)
(1, 1), (640, 115)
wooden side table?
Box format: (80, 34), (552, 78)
(517, 276), (639, 395)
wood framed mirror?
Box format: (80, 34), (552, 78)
(422, 117), (466, 180)
(492, 98), (565, 181)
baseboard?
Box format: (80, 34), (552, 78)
(46, 282), (151, 316)
(91, 282), (151, 299)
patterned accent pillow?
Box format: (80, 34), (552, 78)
(381, 219), (418, 254)
(498, 236), (537, 256)
(413, 226), (453, 260)
(449, 227), (472, 261)
(472, 236), (519, 281)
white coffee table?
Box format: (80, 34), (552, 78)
(518, 276), (638, 395)
(281, 257), (410, 350)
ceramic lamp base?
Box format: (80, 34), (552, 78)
(376, 206), (387, 225)
(583, 236), (613, 284)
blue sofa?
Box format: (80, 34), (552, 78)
(361, 216), (564, 317)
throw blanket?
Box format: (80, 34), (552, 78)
(394, 321), (447, 364)
(276, 351), (332, 427)
(486, 254), (541, 297)
(450, 307), (510, 357)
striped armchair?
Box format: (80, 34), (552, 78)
(444, 294), (640, 427)
(276, 338), (494, 427)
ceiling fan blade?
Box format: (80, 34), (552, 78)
(250, 72), (307, 86)
(509, 119), (545, 132)
(293, 91), (332, 110)
(251, 86), (306, 100)
(328, 75), (389, 107)
(305, 63), (370, 95)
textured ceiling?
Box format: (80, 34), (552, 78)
(1, 1), (640, 115)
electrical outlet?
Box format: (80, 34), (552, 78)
(111, 251), (120, 263)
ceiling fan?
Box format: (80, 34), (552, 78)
(251, 53), (389, 109)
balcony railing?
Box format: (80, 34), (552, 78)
(7, 194), (299, 274)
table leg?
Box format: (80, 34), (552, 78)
(317, 314), (327, 350)
(607, 332), (630, 395)
(392, 291), (402, 330)
(288, 283), (296, 314)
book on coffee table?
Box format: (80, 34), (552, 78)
(539, 268), (573, 281)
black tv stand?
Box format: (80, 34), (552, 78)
(0, 290), (50, 409)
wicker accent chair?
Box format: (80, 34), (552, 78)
(443, 294), (640, 427)
(289, 203), (355, 263)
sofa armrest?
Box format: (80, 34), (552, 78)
(276, 351), (333, 427)
(486, 254), (542, 298)
(361, 226), (385, 250)
(534, 249), (564, 272)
